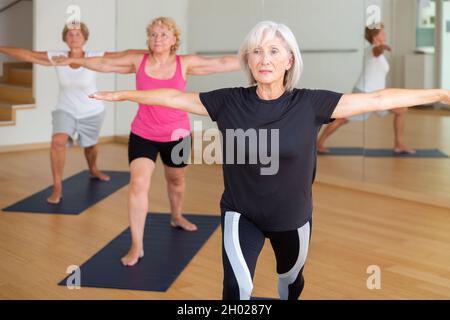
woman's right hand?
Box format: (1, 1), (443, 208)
(89, 91), (125, 102)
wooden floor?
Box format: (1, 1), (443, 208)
(0, 140), (449, 300)
(317, 110), (450, 207)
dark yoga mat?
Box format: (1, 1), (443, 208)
(318, 147), (364, 156)
(59, 213), (221, 292)
(3, 170), (129, 215)
(318, 147), (448, 158)
(364, 148), (449, 158)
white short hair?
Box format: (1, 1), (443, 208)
(238, 21), (303, 91)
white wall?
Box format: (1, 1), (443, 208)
(0, 0), (33, 76)
(114, 0), (189, 136)
(0, 0), (116, 147)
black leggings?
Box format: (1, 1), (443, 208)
(221, 211), (312, 300)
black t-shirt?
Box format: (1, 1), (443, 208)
(199, 86), (343, 232)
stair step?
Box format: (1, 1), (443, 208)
(0, 84), (34, 104)
(4, 62), (32, 69)
(0, 104), (13, 121)
(8, 68), (32, 87)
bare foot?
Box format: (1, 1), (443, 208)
(90, 170), (111, 181)
(47, 188), (62, 204)
(317, 145), (330, 154)
(171, 215), (198, 232)
(394, 145), (416, 154)
(121, 247), (144, 267)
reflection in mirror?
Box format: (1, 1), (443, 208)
(362, 0), (450, 207)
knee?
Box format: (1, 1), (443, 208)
(167, 175), (185, 190)
(129, 176), (149, 195)
(84, 145), (96, 153)
(51, 136), (66, 150)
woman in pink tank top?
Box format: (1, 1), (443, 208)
(132, 54), (190, 142)
(54, 17), (240, 266)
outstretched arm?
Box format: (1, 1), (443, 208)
(332, 89), (450, 119)
(91, 89), (208, 116)
(52, 50), (144, 74)
(0, 46), (51, 66)
(103, 49), (148, 59)
(182, 54), (241, 75)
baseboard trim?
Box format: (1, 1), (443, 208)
(0, 136), (116, 154)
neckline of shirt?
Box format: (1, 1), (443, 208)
(250, 86), (292, 104)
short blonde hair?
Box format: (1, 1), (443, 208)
(62, 22), (90, 42)
(238, 21), (303, 91)
(146, 17), (181, 54)
(365, 23), (385, 44)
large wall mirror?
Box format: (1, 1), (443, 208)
(360, 0), (449, 207)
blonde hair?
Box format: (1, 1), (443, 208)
(146, 17), (181, 54)
(365, 23), (385, 44)
(238, 21), (303, 91)
(62, 22), (89, 42)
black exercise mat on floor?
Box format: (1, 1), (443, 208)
(58, 213), (221, 292)
(318, 147), (448, 158)
(364, 148), (448, 158)
(3, 170), (129, 215)
(318, 147), (364, 156)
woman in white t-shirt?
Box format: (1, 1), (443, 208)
(0, 23), (145, 204)
(317, 24), (415, 154)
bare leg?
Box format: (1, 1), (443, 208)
(121, 158), (155, 267)
(47, 134), (69, 204)
(392, 108), (416, 154)
(164, 166), (197, 232)
(317, 118), (349, 153)
(84, 145), (110, 181)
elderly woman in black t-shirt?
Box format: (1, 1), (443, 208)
(91, 21), (450, 300)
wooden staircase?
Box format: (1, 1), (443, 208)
(0, 62), (35, 126)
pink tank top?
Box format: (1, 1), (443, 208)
(131, 54), (191, 142)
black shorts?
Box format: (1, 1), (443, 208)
(128, 132), (191, 168)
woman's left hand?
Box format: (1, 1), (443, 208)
(51, 55), (71, 66)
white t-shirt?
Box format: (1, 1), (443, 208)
(354, 45), (390, 93)
(47, 51), (105, 119)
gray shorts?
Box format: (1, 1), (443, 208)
(348, 87), (389, 122)
(52, 109), (106, 148)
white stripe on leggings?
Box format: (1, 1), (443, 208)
(277, 221), (310, 300)
(223, 211), (253, 300)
